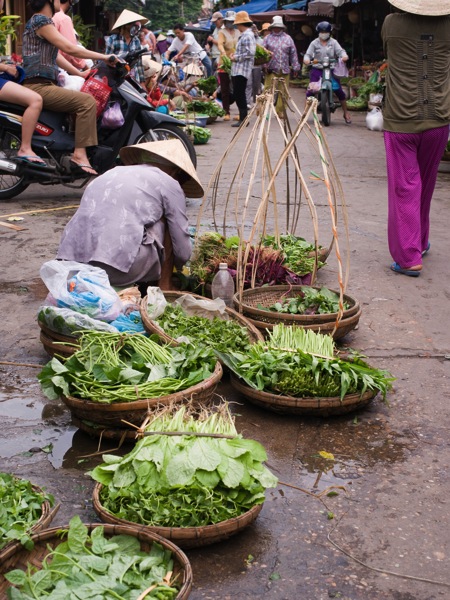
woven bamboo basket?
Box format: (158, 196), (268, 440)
(39, 326), (78, 358)
(92, 484), (263, 549)
(61, 360), (223, 429)
(230, 374), (376, 417)
(0, 523), (192, 600)
(0, 487), (59, 563)
(140, 291), (264, 347)
(233, 285), (361, 340)
(71, 416), (139, 441)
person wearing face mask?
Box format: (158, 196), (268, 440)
(217, 11), (240, 121)
(105, 9), (148, 84)
(303, 21), (351, 124)
(262, 15), (300, 115)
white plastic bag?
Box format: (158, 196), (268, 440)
(333, 59), (348, 78)
(366, 107), (383, 132)
(57, 70), (85, 91)
(40, 260), (123, 322)
(307, 79), (322, 93)
(101, 102), (125, 129)
(145, 286), (168, 319)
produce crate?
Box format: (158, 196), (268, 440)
(93, 484), (263, 549)
(0, 523), (192, 600)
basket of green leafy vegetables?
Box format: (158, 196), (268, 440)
(140, 291), (263, 355)
(0, 516), (192, 599)
(233, 285), (361, 340)
(219, 325), (394, 416)
(91, 403), (278, 548)
(0, 473), (57, 562)
(38, 331), (222, 435)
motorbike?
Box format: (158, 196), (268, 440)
(311, 57), (339, 127)
(0, 48), (196, 201)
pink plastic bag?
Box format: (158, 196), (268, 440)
(101, 102), (125, 129)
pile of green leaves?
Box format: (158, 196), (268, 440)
(5, 516), (179, 600)
(186, 124), (211, 144)
(195, 76), (218, 96)
(0, 473), (54, 551)
(91, 405), (278, 527)
(38, 331), (216, 404)
(186, 100), (225, 117)
(262, 234), (325, 276)
(219, 56), (232, 75)
(261, 286), (349, 315)
(217, 325), (394, 401)
(155, 304), (252, 353)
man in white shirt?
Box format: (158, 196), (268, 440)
(166, 23), (212, 76)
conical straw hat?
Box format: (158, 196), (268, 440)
(182, 63), (203, 76)
(388, 0), (450, 15)
(119, 140), (204, 198)
(141, 56), (162, 79)
(112, 9), (148, 32)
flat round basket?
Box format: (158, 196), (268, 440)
(140, 291), (264, 347)
(0, 486), (59, 563)
(93, 484), (263, 549)
(39, 326), (78, 358)
(71, 416), (139, 441)
(0, 523), (192, 600)
(233, 285), (361, 340)
(61, 360), (223, 429)
(230, 374), (376, 417)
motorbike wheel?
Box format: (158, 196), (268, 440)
(0, 131), (29, 200)
(135, 124), (197, 168)
(321, 92), (331, 127)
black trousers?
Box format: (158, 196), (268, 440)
(232, 74), (248, 122)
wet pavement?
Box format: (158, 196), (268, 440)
(1, 88), (450, 599)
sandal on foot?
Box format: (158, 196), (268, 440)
(69, 160), (97, 176)
(422, 242), (430, 257)
(343, 115), (352, 124)
(14, 155), (55, 170)
(390, 262), (421, 277)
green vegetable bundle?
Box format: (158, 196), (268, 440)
(186, 124), (211, 144)
(262, 233), (325, 276)
(38, 331), (217, 404)
(261, 286), (348, 315)
(254, 45), (271, 64)
(196, 76), (218, 96)
(0, 473), (54, 551)
(91, 404), (278, 527)
(219, 56), (231, 75)
(155, 304), (252, 353)
(186, 100), (225, 117)
(217, 325), (394, 401)
(5, 516), (179, 600)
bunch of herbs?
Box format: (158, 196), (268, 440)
(91, 404), (278, 527)
(5, 516), (179, 600)
(261, 286), (349, 315)
(262, 234), (325, 276)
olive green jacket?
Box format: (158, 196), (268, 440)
(381, 13), (450, 133)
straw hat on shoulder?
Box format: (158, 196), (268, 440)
(234, 11), (253, 26)
(141, 56), (162, 80)
(112, 9), (148, 32)
(268, 15), (287, 29)
(119, 140), (204, 198)
(388, 0), (450, 15)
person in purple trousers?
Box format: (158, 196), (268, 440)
(382, 0), (450, 277)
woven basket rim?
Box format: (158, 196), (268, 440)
(92, 483), (263, 547)
(140, 291), (264, 345)
(0, 523), (192, 599)
(242, 306), (362, 331)
(38, 321), (79, 342)
(39, 330), (77, 357)
(62, 360), (223, 412)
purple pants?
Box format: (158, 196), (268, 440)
(384, 126), (449, 268)
(306, 67), (346, 101)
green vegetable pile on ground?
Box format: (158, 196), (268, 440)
(196, 76), (218, 96)
(5, 516), (179, 600)
(186, 100), (225, 117)
(217, 325), (394, 401)
(260, 286), (349, 315)
(0, 472), (54, 551)
(262, 233), (325, 276)
(186, 124), (211, 144)
(91, 404), (277, 527)
(38, 331), (217, 404)
(155, 304), (252, 353)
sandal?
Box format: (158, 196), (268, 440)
(390, 262), (421, 277)
(343, 115), (352, 125)
(69, 160), (98, 176)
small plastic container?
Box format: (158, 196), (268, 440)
(211, 263), (235, 308)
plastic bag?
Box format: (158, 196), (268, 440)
(145, 286), (168, 319)
(40, 260), (123, 322)
(57, 70), (85, 91)
(109, 311), (146, 333)
(366, 107), (383, 132)
(38, 305), (119, 336)
(308, 79), (322, 93)
(101, 101), (125, 129)
(173, 294), (228, 319)
(333, 59), (348, 78)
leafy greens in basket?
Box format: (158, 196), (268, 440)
(38, 331), (216, 404)
(260, 286), (349, 315)
(5, 516), (180, 600)
(91, 404), (278, 527)
(217, 325), (394, 401)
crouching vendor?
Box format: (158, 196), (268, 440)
(56, 140), (203, 290)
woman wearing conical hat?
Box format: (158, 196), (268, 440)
(105, 9), (148, 84)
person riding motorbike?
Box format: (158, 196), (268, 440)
(105, 9), (148, 86)
(303, 21), (352, 125)
(22, 0), (120, 176)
